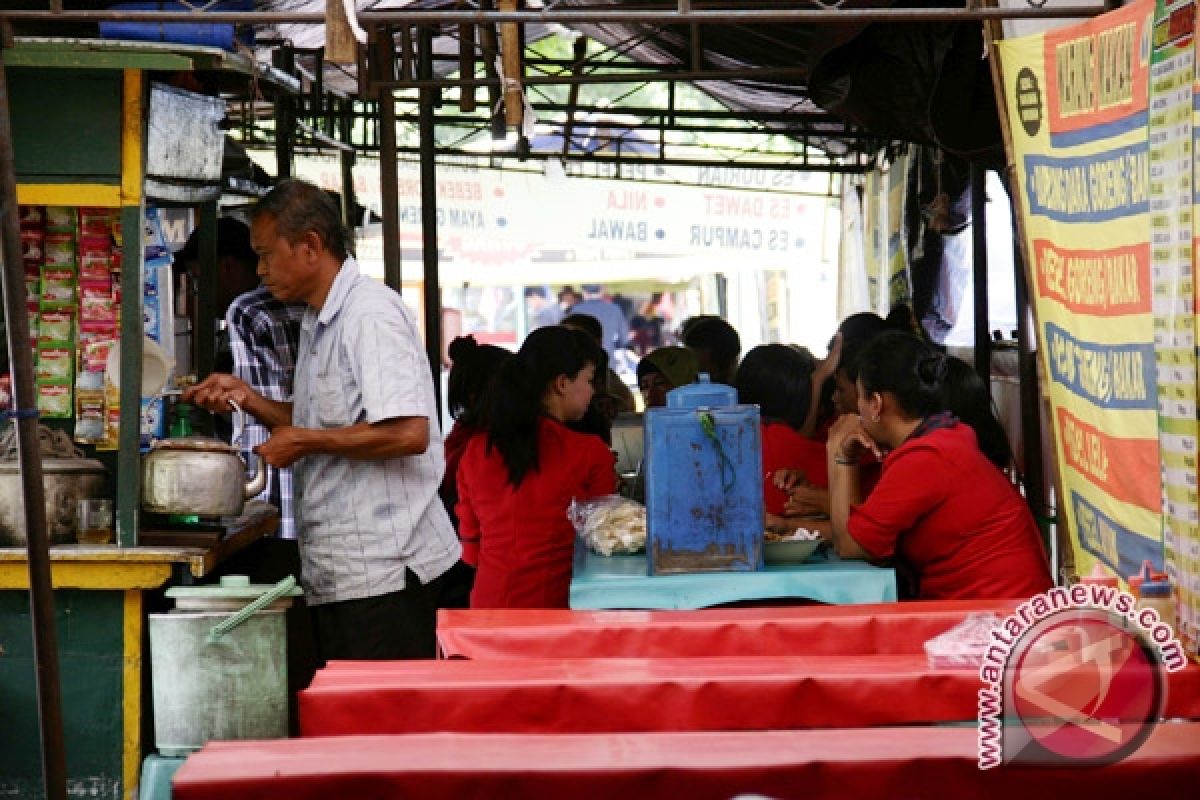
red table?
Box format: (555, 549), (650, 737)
(300, 654), (1200, 735)
(173, 725), (1200, 800)
(436, 599), (1023, 659)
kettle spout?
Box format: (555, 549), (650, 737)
(243, 455), (269, 501)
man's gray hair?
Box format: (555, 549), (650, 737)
(251, 179), (351, 261)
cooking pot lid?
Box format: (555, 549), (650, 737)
(150, 435), (239, 454)
(166, 574), (303, 602)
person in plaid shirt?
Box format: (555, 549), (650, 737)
(227, 284), (307, 538)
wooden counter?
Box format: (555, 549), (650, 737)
(0, 503), (280, 589)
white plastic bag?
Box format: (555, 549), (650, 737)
(923, 612), (1003, 669)
(568, 495), (647, 556)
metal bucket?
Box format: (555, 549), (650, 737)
(148, 576), (300, 756)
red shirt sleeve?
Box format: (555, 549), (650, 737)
(454, 440), (484, 567)
(579, 437), (618, 498)
(847, 440), (947, 560)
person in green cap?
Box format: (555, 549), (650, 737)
(636, 346), (699, 409)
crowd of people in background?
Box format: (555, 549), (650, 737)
(447, 287), (1052, 610)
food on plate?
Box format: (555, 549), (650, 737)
(764, 527), (821, 543)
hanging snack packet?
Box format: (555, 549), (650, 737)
(40, 268), (77, 309)
(37, 346), (74, 382)
(79, 332), (117, 374)
(38, 309), (74, 343)
(43, 232), (76, 269)
(79, 237), (113, 282)
(21, 228), (44, 264)
(80, 283), (117, 327)
(45, 206), (77, 232)
(79, 207), (116, 237)
(75, 387), (106, 443)
(37, 381), (73, 418)
(19, 205), (46, 229)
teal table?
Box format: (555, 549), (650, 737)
(570, 547), (897, 610)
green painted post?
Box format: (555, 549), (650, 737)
(116, 205), (143, 548)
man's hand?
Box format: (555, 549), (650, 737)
(255, 426), (310, 469)
(184, 373), (254, 414)
(784, 484), (830, 517)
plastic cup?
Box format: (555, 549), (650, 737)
(77, 498), (114, 545)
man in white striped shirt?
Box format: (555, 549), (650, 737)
(185, 180), (461, 661)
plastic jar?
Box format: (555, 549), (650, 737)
(1136, 579), (1177, 632)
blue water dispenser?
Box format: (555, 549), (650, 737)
(643, 375), (764, 574)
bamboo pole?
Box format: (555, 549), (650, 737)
(0, 34), (67, 800)
(325, 0), (359, 66)
(498, 0), (523, 129)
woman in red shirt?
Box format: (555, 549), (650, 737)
(733, 344), (828, 532)
(457, 326), (617, 608)
(441, 335), (513, 559)
(826, 331), (1052, 600)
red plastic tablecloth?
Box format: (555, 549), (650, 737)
(300, 654), (1200, 735)
(173, 725), (1200, 800)
(436, 599), (1023, 659)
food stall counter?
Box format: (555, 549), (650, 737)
(0, 503), (277, 800)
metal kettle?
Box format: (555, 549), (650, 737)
(141, 403), (267, 517)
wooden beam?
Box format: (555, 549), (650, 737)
(498, 0), (523, 128)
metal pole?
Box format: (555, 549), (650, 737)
(418, 26), (442, 421)
(0, 40), (68, 800)
(971, 163), (991, 389)
(194, 200), (218, 380)
(338, 99), (357, 229)
(273, 44), (295, 180)
(1012, 234), (1046, 534)
(376, 26), (403, 291)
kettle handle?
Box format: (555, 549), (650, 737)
(229, 399), (269, 500)
(206, 575), (297, 643)
(229, 399), (248, 448)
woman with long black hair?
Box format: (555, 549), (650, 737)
(456, 326), (617, 608)
(825, 331), (1051, 600)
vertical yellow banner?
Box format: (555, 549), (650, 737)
(998, 1), (1166, 587)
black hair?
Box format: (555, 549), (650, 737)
(857, 331), (945, 419)
(835, 312), (892, 381)
(734, 344), (816, 431)
(561, 312), (603, 343)
(446, 335), (512, 425)
(524, 286), (548, 299)
(939, 356), (1015, 472)
(885, 303), (925, 340)
(681, 315), (741, 366)
(485, 326), (605, 486)
(177, 217), (256, 267)
(251, 179), (350, 261)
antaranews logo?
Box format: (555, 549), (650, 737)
(977, 584), (1186, 768)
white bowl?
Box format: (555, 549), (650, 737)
(764, 537), (821, 565)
